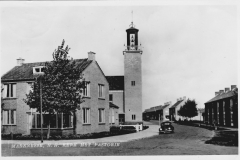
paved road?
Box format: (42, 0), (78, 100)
(2, 121), (238, 156)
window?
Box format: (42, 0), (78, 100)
(82, 82), (90, 97)
(33, 66), (45, 74)
(109, 94), (113, 102)
(131, 81), (135, 86)
(132, 114), (136, 120)
(32, 113), (73, 129)
(98, 109), (105, 123)
(3, 110), (16, 125)
(3, 84), (16, 98)
(109, 108), (115, 124)
(98, 84), (105, 98)
(83, 108), (90, 124)
(230, 99), (233, 111)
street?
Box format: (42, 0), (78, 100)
(2, 121), (238, 156)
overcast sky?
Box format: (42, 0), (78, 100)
(0, 2), (238, 111)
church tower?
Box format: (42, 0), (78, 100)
(123, 22), (143, 124)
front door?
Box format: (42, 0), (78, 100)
(119, 114), (125, 124)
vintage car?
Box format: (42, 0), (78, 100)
(159, 121), (174, 134)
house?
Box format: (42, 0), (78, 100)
(142, 102), (172, 122)
(1, 51), (111, 135)
(204, 85), (238, 127)
(142, 106), (159, 120)
(105, 21), (143, 125)
(169, 97), (186, 121)
(159, 102), (172, 121)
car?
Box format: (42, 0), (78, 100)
(159, 121), (174, 134)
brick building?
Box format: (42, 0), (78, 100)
(1, 52), (111, 135)
(204, 85), (238, 127)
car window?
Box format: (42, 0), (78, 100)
(161, 122), (171, 126)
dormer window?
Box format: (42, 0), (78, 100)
(33, 66), (45, 74)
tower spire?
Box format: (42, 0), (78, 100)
(132, 10), (133, 23)
(129, 11), (135, 28)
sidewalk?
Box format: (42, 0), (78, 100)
(1, 124), (159, 144)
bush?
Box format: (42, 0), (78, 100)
(121, 126), (136, 130)
(143, 125), (149, 130)
(2, 133), (22, 140)
(2, 125), (139, 140)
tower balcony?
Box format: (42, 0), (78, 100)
(124, 45), (143, 51)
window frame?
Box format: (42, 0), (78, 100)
(131, 81), (135, 86)
(98, 84), (105, 99)
(132, 114), (136, 120)
(109, 94), (113, 102)
(82, 108), (91, 124)
(2, 110), (16, 125)
(2, 83), (16, 98)
(82, 81), (91, 97)
(33, 66), (45, 74)
(31, 113), (73, 129)
(98, 108), (105, 124)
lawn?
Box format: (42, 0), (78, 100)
(205, 130), (238, 146)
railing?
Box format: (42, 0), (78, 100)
(124, 45), (143, 51)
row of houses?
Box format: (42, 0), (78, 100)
(204, 85), (238, 128)
(143, 97), (205, 122)
(1, 22), (144, 135)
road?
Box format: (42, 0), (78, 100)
(2, 121), (238, 156)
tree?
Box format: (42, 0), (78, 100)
(178, 99), (198, 120)
(24, 40), (85, 139)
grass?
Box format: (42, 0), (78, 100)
(205, 130), (238, 146)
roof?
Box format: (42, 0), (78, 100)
(160, 104), (170, 110)
(205, 88), (238, 104)
(170, 100), (184, 109)
(143, 105), (164, 113)
(109, 102), (119, 109)
(106, 76), (124, 90)
(1, 59), (92, 82)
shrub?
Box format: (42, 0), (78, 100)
(143, 125), (149, 130)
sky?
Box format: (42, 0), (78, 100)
(0, 2), (238, 112)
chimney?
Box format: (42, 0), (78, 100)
(219, 90), (224, 95)
(88, 51), (96, 61)
(215, 92), (219, 96)
(183, 96), (186, 100)
(231, 85), (237, 91)
(225, 88), (230, 93)
(169, 101), (172, 105)
(17, 58), (25, 66)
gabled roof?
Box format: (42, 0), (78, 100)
(205, 88), (238, 104)
(170, 100), (184, 109)
(160, 104), (170, 110)
(106, 76), (124, 90)
(1, 59), (92, 82)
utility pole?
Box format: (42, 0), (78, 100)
(159, 113), (160, 126)
(40, 76), (43, 143)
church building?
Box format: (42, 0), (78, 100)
(1, 21), (143, 135)
(106, 22), (143, 125)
